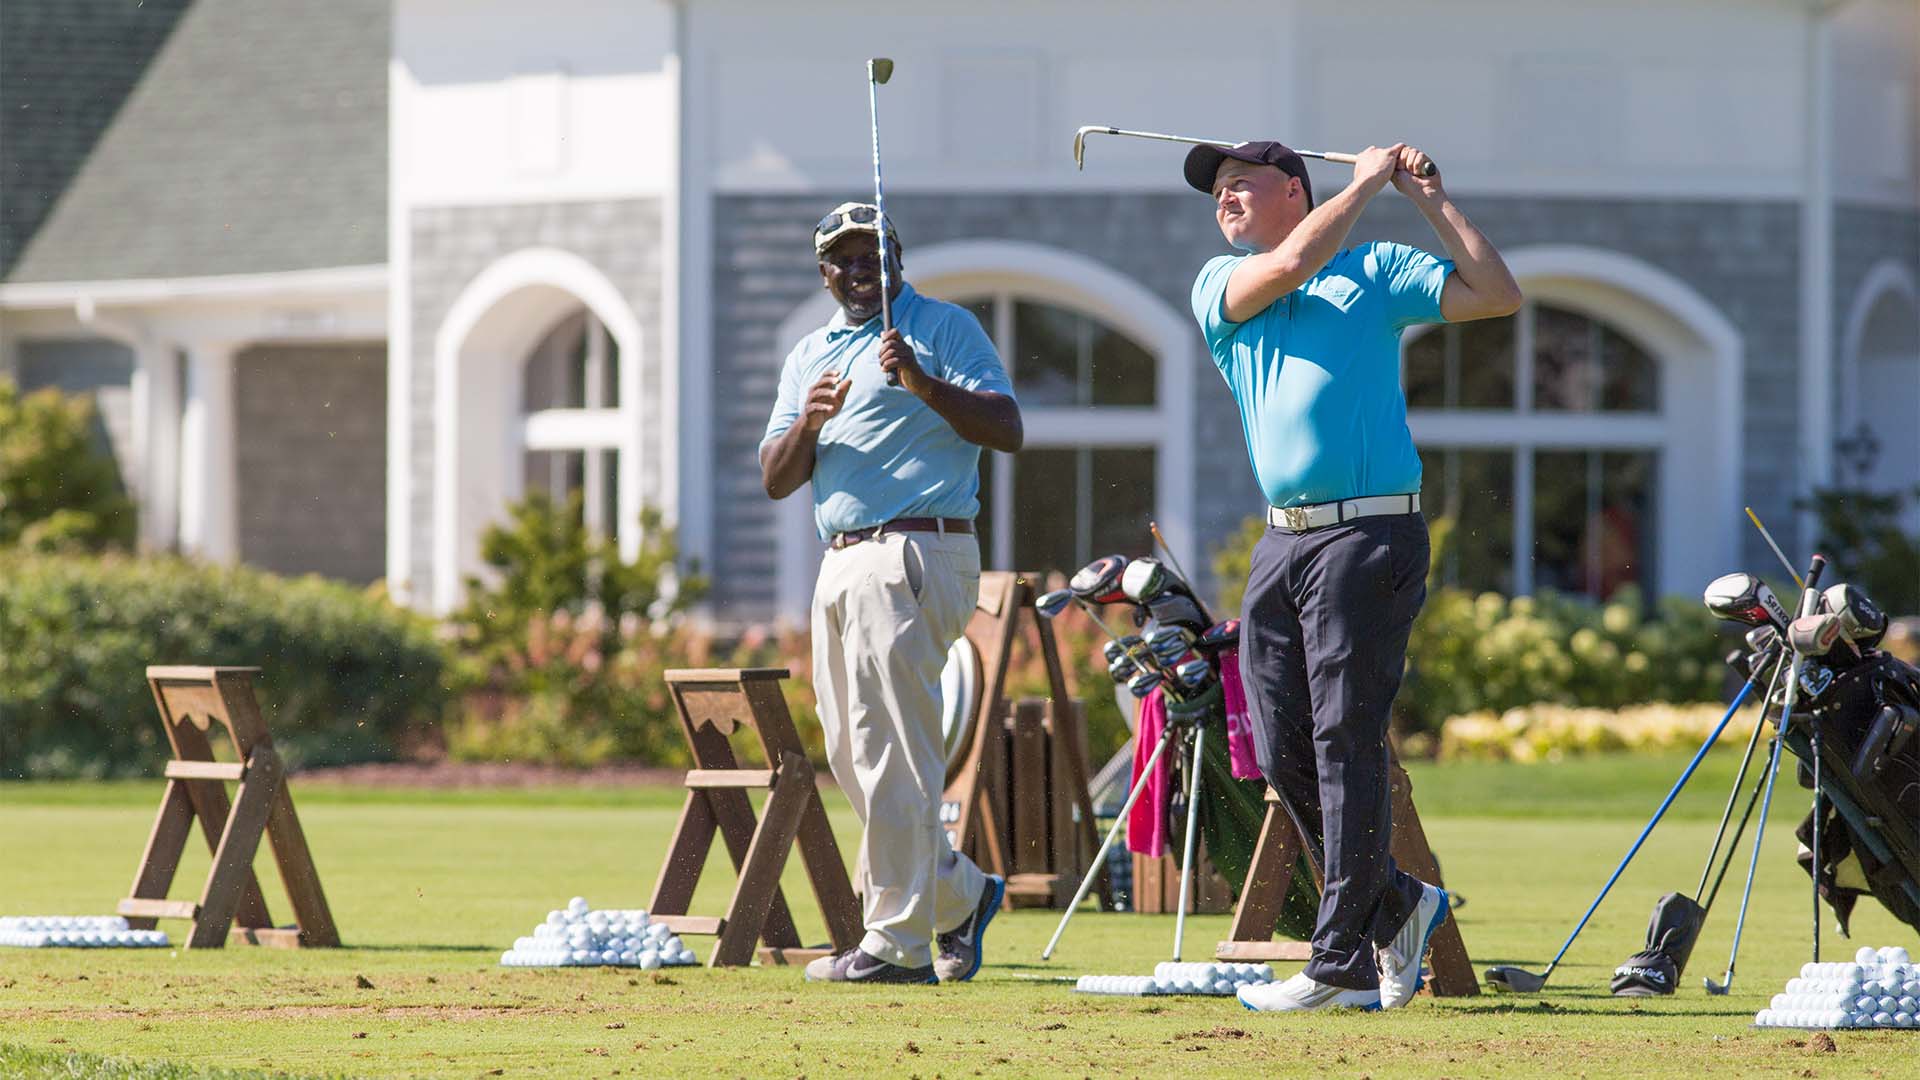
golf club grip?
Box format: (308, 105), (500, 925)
(1318, 151), (1436, 178)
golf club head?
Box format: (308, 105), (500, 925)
(1196, 618), (1241, 656)
(1121, 558), (1169, 603)
(1175, 658), (1211, 690)
(1787, 612), (1846, 658)
(1703, 572), (1789, 630)
(1744, 624), (1778, 653)
(868, 58), (893, 84)
(1035, 588), (1075, 619)
(1703, 975), (1731, 995)
(1484, 966), (1547, 993)
(1821, 583), (1887, 647)
(1127, 669), (1164, 699)
(1107, 656), (1138, 683)
(1072, 125), (1098, 169)
(1102, 639), (1129, 665)
(1145, 591), (1210, 635)
(1069, 554), (1131, 604)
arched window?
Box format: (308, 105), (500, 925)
(519, 309), (621, 537)
(953, 294), (1160, 572)
(1835, 265), (1920, 530)
(1406, 301), (1663, 600)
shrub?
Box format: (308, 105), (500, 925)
(1801, 486), (1920, 615)
(1435, 701), (1765, 763)
(0, 553), (447, 778)
(0, 377), (135, 551)
(444, 494), (721, 766)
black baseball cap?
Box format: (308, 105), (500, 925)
(1183, 141), (1313, 206)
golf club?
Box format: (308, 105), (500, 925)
(1036, 588), (1074, 618)
(1745, 506), (1805, 590)
(1149, 522), (1196, 592)
(1822, 583), (1888, 648)
(1172, 721), (1207, 961)
(1195, 619), (1240, 658)
(1073, 125), (1438, 177)
(866, 58), (899, 387)
(1705, 553), (1827, 994)
(1121, 558), (1169, 603)
(1484, 667), (1768, 993)
(1069, 554), (1132, 604)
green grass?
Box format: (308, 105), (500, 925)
(1, 754), (1915, 1078)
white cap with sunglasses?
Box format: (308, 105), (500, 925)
(813, 201), (901, 256)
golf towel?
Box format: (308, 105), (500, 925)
(1127, 688), (1173, 857)
(1219, 646), (1262, 781)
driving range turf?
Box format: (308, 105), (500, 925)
(2, 751), (1915, 1078)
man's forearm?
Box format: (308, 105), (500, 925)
(1226, 183), (1376, 320)
(760, 424), (819, 499)
(1418, 197), (1520, 311)
(918, 380), (1023, 453)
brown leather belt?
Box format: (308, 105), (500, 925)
(830, 517), (974, 550)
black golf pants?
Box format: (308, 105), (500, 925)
(1239, 512), (1429, 990)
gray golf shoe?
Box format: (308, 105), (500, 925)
(803, 946), (937, 985)
(933, 875), (1005, 983)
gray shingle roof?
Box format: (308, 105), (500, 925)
(0, 1), (194, 278)
(4, 0), (388, 284)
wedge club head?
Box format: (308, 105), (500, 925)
(1035, 588), (1074, 618)
(867, 58), (893, 84)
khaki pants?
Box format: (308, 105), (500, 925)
(811, 528), (987, 967)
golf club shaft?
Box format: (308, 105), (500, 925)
(1042, 719), (1181, 959)
(1072, 596), (1185, 692)
(1074, 125), (1436, 177)
(1695, 653), (1786, 898)
(866, 63), (898, 387)
(1713, 724), (1788, 991)
(1812, 722), (1822, 962)
(1150, 521), (1195, 588)
(1534, 674), (1761, 978)
(1700, 740), (1770, 914)
(1172, 722), (1206, 961)
(1745, 506), (1805, 591)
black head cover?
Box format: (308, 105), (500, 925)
(1612, 892), (1705, 996)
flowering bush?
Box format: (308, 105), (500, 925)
(1434, 701), (1765, 763)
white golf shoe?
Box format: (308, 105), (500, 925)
(1237, 971), (1382, 1013)
(1376, 882), (1450, 1008)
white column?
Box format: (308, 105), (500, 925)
(1799, 4), (1837, 556)
(178, 342), (238, 562)
(137, 344), (183, 551)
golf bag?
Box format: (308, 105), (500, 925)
(1781, 649), (1920, 935)
(1612, 892), (1705, 996)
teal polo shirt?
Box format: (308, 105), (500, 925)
(762, 282), (1014, 539)
(1190, 241), (1452, 508)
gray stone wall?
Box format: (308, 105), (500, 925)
(712, 192), (1806, 619)
(234, 343), (386, 583)
(407, 199), (664, 598)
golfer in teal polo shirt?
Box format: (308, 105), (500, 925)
(1186, 142), (1521, 1012)
(762, 203), (1022, 985)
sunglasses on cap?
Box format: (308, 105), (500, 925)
(813, 204), (899, 255)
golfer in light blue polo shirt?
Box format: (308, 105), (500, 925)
(761, 203), (1021, 987)
(1183, 140), (1521, 1015)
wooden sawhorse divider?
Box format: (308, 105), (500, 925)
(648, 669), (862, 967)
(1217, 762), (1478, 996)
(939, 571), (1106, 909)
(121, 666), (339, 949)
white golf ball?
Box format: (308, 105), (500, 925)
(1874, 1010), (1894, 1026)
(1857, 946), (1879, 965)
(638, 950), (660, 970)
(567, 897), (589, 916)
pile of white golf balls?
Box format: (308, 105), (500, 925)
(0, 916), (169, 949)
(1753, 946), (1919, 1029)
(498, 897), (697, 969)
(1075, 962), (1274, 996)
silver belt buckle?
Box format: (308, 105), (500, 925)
(1282, 506), (1311, 531)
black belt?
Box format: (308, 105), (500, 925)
(830, 517), (974, 550)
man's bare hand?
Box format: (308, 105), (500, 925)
(802, 370), (851, 432)
(1351, 143), (1404, 197)
(1389, 145), (1444, 202)
(878, 329), (933, 397)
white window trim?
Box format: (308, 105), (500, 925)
(433, 247), (646, 612)
(1404, 245), (1744, 598)
(1836, 258), (1920, 450)
(770, 241), (1198, 625)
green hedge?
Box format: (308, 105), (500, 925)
(0, 553), (448, 778)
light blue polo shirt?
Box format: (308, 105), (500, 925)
(1190, 241), (1452, 508)
(762, 282), (1014, 539)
